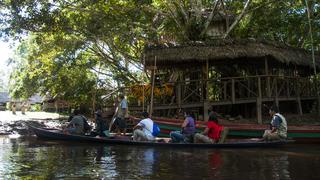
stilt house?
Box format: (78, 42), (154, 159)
(142, 39), (320, 123)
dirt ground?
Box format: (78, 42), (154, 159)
(0, 111), (68, 135)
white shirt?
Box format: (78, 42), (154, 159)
(138, 118), (155, 140)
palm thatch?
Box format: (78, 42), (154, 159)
(143, 39), (320, 70)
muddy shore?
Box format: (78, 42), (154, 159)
(0, 111), (69, 135)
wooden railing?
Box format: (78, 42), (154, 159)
(126, 75), (318, 108)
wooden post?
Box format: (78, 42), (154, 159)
(142, 84), (145, 112)
(265, 58), (271, 97)
(275, 78), (279, 107)
(257, 77), (262, 124)
(315, 78), (320, 116)
(297, 96), (303, 115)
(296, 79), (303, 115)
(203, 101), (209, 122)
(205, 60), (209, 100)
(286, 79), (290, 97)
(149, 56), (157, 117)
(247, 79), (250, 97)
(203, 60), (209, 121)
(224, 82), (227, 100)
(177, 82), (181, 108)
(318, 93), (320, 116)
(231, 79), (235, 104)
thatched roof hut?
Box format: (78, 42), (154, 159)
(143, 39), (320, 72)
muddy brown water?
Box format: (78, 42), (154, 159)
(0, 135), (320, 180)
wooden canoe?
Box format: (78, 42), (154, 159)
(130, 117), (320, 143)
(29, 126), (293, 148)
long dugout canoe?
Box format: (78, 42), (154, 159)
(130, 117), (320, 143)
(29, 126), (293, 148)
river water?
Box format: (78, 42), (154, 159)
(0, 136), (319, 180)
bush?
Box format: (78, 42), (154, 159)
(30, 104), (42, 112)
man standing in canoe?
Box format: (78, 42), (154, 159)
(111, 94), (128, 135)
(262, 106), (287, 141)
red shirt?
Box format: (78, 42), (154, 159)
(207, 121), (223, 140)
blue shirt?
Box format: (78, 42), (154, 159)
(272, 115), (282, 128)
(117, 99), (128, 118)
(120, 99), (128, 109)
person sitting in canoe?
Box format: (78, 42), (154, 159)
(94, 110), (109, 137)
(64, 109), (91, 135)
(262, 105), (287, 141)
(170, 111), (196, 143)
(133, 112), (160, 142)
(194, 113), (229, 144)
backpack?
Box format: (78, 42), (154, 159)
(152, 123), (160, 137)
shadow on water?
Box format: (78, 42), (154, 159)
(0, 136), (320, 179)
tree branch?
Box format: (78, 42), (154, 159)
(200, 0), (220, 37)
(223, 0), (251, 38)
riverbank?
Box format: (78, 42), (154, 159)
(0, 111), (68, 135)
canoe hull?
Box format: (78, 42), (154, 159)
(132, 117), (320, 142)
(30, 126), (292, 148)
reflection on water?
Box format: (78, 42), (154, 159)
(0, 136), (320, 179)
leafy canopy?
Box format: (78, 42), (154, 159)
(1, 0), (319, 105)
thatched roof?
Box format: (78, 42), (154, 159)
(143, 39), (320, 69)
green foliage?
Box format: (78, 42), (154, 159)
(1, 0), (319, 107)
(232, 0), (320, 48)
(30, 104), (42, 112)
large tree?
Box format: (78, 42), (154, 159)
(1, 0), (319, 104)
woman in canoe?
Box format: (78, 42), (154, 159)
(170, 111), (196, 143)
(194, 113), (229, 144)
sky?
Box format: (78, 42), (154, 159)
(0, 41), (13, 91)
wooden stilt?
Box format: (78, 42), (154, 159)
(203, 60), (209, 121)
(257, 77), (262, 124)
(231, 79), (235, 104)
(275, 78), (279, 107)
(297, 96), (303, 115)
(317, 95), (320, 116)
(296, 80), (303, 115)
(142, 84), (145, 112)
(265, 58), (271, 97)
(177, 83), (181, 109)
(149, 56), (157, 117)
(203, 101), (209, 122)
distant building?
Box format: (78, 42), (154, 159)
(0, 92), (43, 111)
(28, 94), (43, 105)
(0, 92), (10, 110)
(42, 93), (70, 113)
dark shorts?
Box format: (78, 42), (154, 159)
(114, 117), (126, 130)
